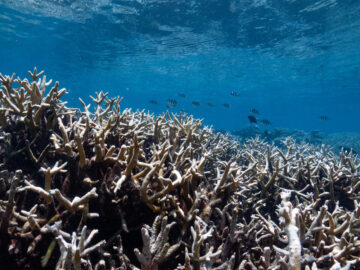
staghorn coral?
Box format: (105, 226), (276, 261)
(0, 69), (360, 269)
(134, 215), (180, 270)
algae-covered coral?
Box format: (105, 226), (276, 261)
(0, 69), (360, 270)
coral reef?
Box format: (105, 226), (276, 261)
(0, 69), (360, 269)
(232, 127), (360, 155)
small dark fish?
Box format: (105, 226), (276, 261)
(230, 91), (240, 97)
(149, 100), (158, 105)
(222, 103), (230, 108)
(191, 101), (200, 107)
(320, 115), (329, 121)
(250, 108), (260, 115)
(260, 119), (271, 125)
(248, 115), (257, 124)
(178, 93), (186, 98)
(167, 99), (178, 108)
(207, 103), (215, 107)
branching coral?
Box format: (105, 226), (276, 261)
(1, 69), (360, 269)
(274, 191), (301, 270)
(43, 221), (105, 270)
(134, 215), (180, 270)
(0, 170), (22, 234)
(186, 219), (222, 269)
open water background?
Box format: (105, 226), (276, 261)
(0, 0), (359, 134)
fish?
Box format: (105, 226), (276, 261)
(260, 119), (271, 125)
(222, 103), (230, 108)
(178, 93), (186, 98)
(230, 91), (240, 97)
(149, 100), (158, 105)
(191, 101), (200, 107)
(248, 115), (257, 124)
(250, 108), (260, 114)
(320, 115), (329, 121)
(167, 99), (178, 108)
(207, 103), (215, 107)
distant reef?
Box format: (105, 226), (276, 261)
(0, 69), (360, 270)
(231, 126), (360, 155)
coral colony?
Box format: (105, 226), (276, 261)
(0, 68), (360, 270)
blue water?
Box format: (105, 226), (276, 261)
(0, 0), (359, 133)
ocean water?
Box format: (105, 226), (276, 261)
(0, 0), (359, 134)
(1, 2), (360, 269)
